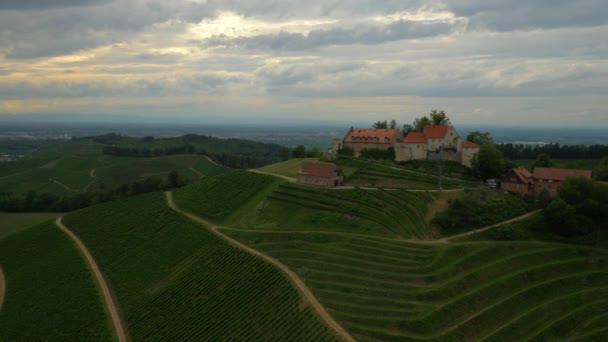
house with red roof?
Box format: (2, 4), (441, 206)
(532, 167), (593, 196)
(501, 167), (534, 195)
(392, 125), (479, 167)
(296, 161), (344, 187)
(342, 128), (401, 157)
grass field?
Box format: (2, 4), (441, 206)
(174, 170), (278, 222)
(346, 162), (472, 190)
(63, 192), (336, 341)
(0, 152), (228, 196)
(224, 229), (608, 341)
(0, 222), (111, 341)
(255, 158), (317, 178)
(257, 184), (437, 239)
(0, 212), (60, 240)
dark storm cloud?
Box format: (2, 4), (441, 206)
(446, 0), (608, 31)
(208, 19), (463, 50)
(0, 1), (216, 59)
(0, 0), (110, 11)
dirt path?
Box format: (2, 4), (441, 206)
(0, 266), (5, 311)
(165, 192), (355, 342)
(89, 169), (96, 178)
(248, 169), (297, 183)
(189, 167), (204, 177)
(51, 179), (79, 192)
(438, 210), (541, 242)
(55, 217), (128, 342)
(203, 155), (220, 166)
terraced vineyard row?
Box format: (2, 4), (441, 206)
(63, 192), (336, 341)
(223, 229), (608, 341)
(268, 184), (436, 239)
(0, 222), (111, 341)
(348, 163), (467, 189)
(174, 170), (276, 221)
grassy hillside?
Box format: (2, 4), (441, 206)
(174, 170), (278, 222)
(0, 222), (111, 341)
(0, 152), (227, 196)
(224, 229), (608, 341)
(346, 162), (472, 190)
(63, 192), (336, 341)
(0, 212), (59, 240)
(259, 184), (437, 239)
(255, 158), (317, 178)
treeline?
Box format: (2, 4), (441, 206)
(102, 145), (283, 169)
(497, 143), (608, 160)
(0, 171), (185, 213)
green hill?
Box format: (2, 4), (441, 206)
(62, 192), (336, 341)
(0, 222), (111, 341)
(223, 229), (608, 341)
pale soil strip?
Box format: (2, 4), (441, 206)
(189, 167), (204, 177)
(55, 217), (128, 342)
(438, 210), (541, 242)
(248, 169), (463, 192)
(248, 169), (296, 183)
(89, 168), (96, 178)
(51, 179), (79, 192)
(164, 192), (355, 342)
(203, 155), (220, 166)
(0, 266), (5, 311)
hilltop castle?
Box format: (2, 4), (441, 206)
(335, 125), (480, 167)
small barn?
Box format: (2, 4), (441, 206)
(501, 167), (534, 195)
(296, 161), (344, 187)
(532, 167), (592, 196)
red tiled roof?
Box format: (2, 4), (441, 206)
(343, 128), (400, 144)
(511, 167), (533, 184)
(423, 125), (452, 139)
(533, 167), (592, 181)
(404, 132), (427, 144)
(462, 141), (479, 148)
(298, 161), (338, 178)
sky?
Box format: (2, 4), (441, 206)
(0, 0), (607, 127)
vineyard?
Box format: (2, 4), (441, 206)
(347, 163), (470, 189)
(223, 229), (608, 341)
(229, 183), (437, 239)
(0, 222), (111, 341)
(174, 170), (277, 221)
(62, 192), (336, 341)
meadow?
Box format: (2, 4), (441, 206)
(63, 192), (336, 341)
(256, 157), (317, 178)
(174, 170), (278, 221)
(224, 229), (608, 341)
(0, 222), (111, 341)
(0, 212), (59, 240)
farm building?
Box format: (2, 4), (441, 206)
(296, 161), (344, 187)
(342, 128), (401, 157)
(532, 167), (592, 196)
(501, 167), (534, 195)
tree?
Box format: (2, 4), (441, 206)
(373, 120), (388, 129)
(471, 144), (504, 180)
(466, 131), (494, 145)
(533, 153), (554, 169)
(595, 157), (608, 181)
(429, 109), (450, 125)
(402, 124), (414, 135)
(413, 116), (432, 132)
(389, 119), (397, 129)
(292, 145), (307, 158)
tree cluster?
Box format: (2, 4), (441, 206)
(543, 177), (608, 237)
(0, 171), (186, 213)
(371, 110), (451, 136)
(497, 142), (608, 160)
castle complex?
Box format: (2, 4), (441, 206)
(336, 125), (480, 167)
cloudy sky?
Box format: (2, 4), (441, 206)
(0, 0), (607, 126)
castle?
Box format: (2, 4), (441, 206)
(336, 125), (480, 167)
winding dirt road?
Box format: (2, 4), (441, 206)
(438, 210), (541, 242)
(55, 217), (128, 342)
(0, 266), (5, 311)
(165, 192), (355, 342)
